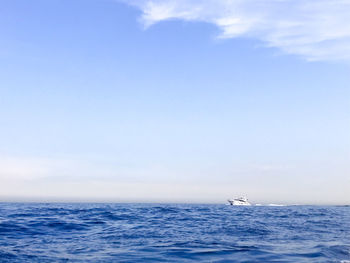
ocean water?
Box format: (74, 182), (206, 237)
(0, 203), (349, 262)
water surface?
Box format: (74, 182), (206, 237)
(0, 203), (349, 262)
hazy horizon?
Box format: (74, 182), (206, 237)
(1, 0), (349, 205)
(2, 194), (349, 206)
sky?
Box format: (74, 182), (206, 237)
(0, 0), (349, 204)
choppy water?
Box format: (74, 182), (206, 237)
(0, 203), (349, 262)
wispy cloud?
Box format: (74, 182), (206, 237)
(124, 0), (350, 61)
(0, 156), (119, 181)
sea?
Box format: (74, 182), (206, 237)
(0, 203), (349, 262)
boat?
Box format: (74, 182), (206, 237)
(227, 197), (251, 206)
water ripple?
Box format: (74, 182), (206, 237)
(0, 203), (349, 262)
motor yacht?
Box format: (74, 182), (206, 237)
(227, 197), (251, 206)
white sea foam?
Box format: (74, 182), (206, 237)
(252, 204), (286, 206)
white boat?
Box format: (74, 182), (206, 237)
(227, 197), (251, 206)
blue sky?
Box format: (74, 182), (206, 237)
(0, 0), (349, 204)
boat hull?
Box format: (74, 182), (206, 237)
(227, 199), (251, 206)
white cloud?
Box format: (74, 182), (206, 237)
(125, 0), (350, 61)
(0, 156), (117, 181)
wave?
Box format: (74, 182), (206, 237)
(0, 203), (349, 262)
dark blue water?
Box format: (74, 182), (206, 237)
(0, 203), (349, 262)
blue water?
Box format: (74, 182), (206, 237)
(0, 203), (349, 262)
